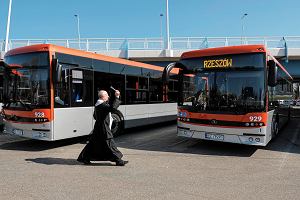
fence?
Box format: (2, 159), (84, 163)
(1, 36), (299, 52)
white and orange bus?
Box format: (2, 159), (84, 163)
(0, 44), (178, 141)
(163, 45), (293, 146)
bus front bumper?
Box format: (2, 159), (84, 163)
(4, 121), (52, 141)
(177, 122), (267, 146)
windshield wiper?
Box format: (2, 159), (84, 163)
(19, 100), (32, 110)
(8, 100), (32, 111)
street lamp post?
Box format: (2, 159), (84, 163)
(74, 14), (81, 49)
(160, 13), (163, 39)
(166, 0), (170, 50)
(241, 13), (248, 44)
(160, 13), (164, 49)
(5, 0), (13, 52)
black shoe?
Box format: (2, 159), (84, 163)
(78, 158), (91, 165)
(116, 160), (129, 166)
(83, 160), (91, 165)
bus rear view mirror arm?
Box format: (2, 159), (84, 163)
(52, 58), (62, 83)
(56, 64), (62, 83)
(163, 62), (183, 84)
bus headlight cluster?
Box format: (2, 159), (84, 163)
(245, 122), (264, 127)
(178, 111), (187, 117)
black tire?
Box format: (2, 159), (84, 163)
(111, 111), (124, 137)
(0, 124), (3, 132)
(271, 116), (279, 138)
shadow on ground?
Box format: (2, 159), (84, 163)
(117, 122), (258, 157)
(0, 135), (88, 152)
(262, 118), (300, 154)
(117, 116), (300, 157)
(25, 157), (115, 166)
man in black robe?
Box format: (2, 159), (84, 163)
(77, 90), (128, 166)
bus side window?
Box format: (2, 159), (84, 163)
(71, 69), (93, 107)
(72, 70), (83, 104)
(168, 79), (178, 102)
(149, 77), (163, 103)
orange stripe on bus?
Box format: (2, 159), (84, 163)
(178, 109), (268, 123)
(4, 109), (52, 120)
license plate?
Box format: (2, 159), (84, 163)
(13, 129), (23, 136)
(205, 133), (224, 141)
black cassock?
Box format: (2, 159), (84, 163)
(77, 98), (123, 163)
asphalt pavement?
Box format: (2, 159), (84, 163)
(0, 116), (300, 200)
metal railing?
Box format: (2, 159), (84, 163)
(1, 36), (300, 52)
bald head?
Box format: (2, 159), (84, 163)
(98, 90), (109, 101)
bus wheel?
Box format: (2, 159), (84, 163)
(271, 118), (279, 138)
(288, 107), (291, 121)
(111, 111), (124, 137)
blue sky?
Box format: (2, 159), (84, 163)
(0, 0), (299, 39)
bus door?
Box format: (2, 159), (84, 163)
(53, 63), (94, 140)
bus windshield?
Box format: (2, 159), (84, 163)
(180, 70), (265, 113)
(4, 52), (50, 110)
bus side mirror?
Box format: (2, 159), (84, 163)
(56, 64), (62, 83)
(268, 60), (277, 87)
(163, 62), (177, 84)
(52, 58), (62, 83)
(0, 60), (9, 69)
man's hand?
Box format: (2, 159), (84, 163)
(115, 90), (120, 98)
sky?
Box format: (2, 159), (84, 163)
(0, 0), (300, 40)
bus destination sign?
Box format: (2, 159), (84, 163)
(203, 58), (233, 69)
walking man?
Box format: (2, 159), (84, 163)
(77, 89), (128, 166)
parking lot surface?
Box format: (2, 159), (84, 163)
(1, 117), (300, 200)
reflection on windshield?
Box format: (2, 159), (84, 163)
(180, 71), (265, 113)
(4, 52), (49, 110)
(7, 68), (49, 109)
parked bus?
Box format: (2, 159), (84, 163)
(0, 60), (3, 130)
(0, 44), (178, 141)
(163, 45), (293, 146)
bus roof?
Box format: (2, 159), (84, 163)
(5, 44), (178, 73)
(181, 45), (266, 59)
